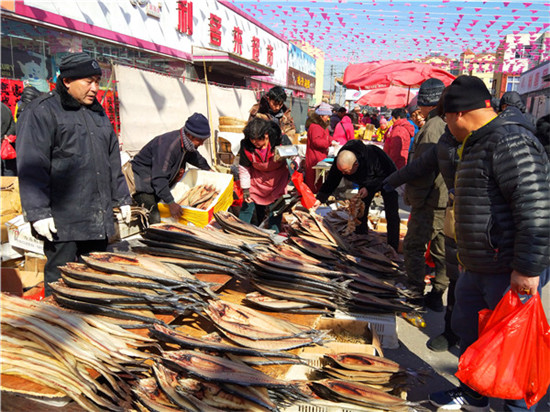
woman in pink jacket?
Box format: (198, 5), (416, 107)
(238, 117), (291, 231)
(332, 114), (355, 146)
(305, 103), (332, 193)
(383, 108), (415, 170)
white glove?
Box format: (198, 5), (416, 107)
(33, 217), (57, 241)
(120, 205), (132, 224)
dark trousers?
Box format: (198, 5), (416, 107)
(43, 239), (108, 297)
(239, 201), (282, 233)
(359, 187), (400, 252)
(403, 206), (447, 294)
(442, 235), (459, 339)
(134, 192), (161, 224)
(453, 268), (550, 411)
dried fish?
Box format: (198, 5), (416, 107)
(162, 350), (291, 388)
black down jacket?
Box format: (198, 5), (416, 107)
(317, 140), (397, 203)
(455, 108), (550, 277)
(17, 79), (132, 242)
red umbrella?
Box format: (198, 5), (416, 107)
(344, 60), (456, 90)
(355, 85), (417, 109)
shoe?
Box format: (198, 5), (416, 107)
(426, 333), (459, 352)
(425, 289), (445, 312)
(429, 387), (489, 411)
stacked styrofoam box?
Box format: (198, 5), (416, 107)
(334, 310), (398, 349)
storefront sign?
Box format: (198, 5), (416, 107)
(519, 62), (550, 94)
(233, 27), (243, 55)
(251, 37), (260, 62)
(209, 13), (222, 46)
(288, 43), (316, 77)
(287, 67), (315, 92)
(145, 2), (161, 18)
(177, 1), (193, 35)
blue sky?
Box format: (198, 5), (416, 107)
(226, 1), (549, 91)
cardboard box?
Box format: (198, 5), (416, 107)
(5, 215), (44, 255)
(1, 176), (22, 243)
(158, 169), (234, 227)
(113, 217), (146, 240)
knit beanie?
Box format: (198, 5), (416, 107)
(315, 102), (332, 116)
(444, 76), (492, 113)
(59, 52), (102, 79)
(184, 113), (211, 140)
(417, 78), (445, 107)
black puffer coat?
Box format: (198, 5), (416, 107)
(499, 91), (537, 129)
(17, 79), (132, 241)
(455, 109), (550, 277)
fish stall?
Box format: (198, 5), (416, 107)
(1, 208), (423, 412)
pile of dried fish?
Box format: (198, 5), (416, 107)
(305, 352), (426, 410)
(113, 205), (149, 228)
(245, 248), (352, 314)
(205, 300), (327, 351)
(52, 252), (217, 327)
(1, 293), (154, 411)
(214, 210), (274, 243)
(179, 184), (220, 209)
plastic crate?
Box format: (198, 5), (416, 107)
(333, 310), (398, 349)
(158, 169), (233, 227)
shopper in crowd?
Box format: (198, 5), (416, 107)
(16, 52), (132, 297)
(402, 78), (448, 310)
(15, 85), (43, 121)
(369, 111), (380, 129)
(131, 113), (212, 224)
(361, 110), (371, 125)
(349, 106), (362, 129)
(384, 122), (461, 352)
(238, 117), (291, 232)
(249, 85), (296, 142)
(1, 102), (16, 176)
(329, 105), (347, 136)
(498, 90), (537, 129)
(429, 75), (550, 412)
(332, 113), (355, 146)
(383, 107), (415, 170)
(315, 139), (400, 251)
(305, 102), (333, 193)
(374, 116), (389, 142)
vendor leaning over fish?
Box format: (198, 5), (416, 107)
(130, 112), (213, 224)
(238, 117), (297, 233)
(16, 52), (133, 298)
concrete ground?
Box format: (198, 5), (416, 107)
(372, 196), (550, 412)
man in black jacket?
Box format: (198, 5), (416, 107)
(17, 52), (132, 297)
(315, 140), (399, 251)
(131, 113), (211, 224)
(429, 76), (550, 412)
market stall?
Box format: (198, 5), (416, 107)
(1, 204), (421, 411)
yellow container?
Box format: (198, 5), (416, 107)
(158, 169), (234, 227)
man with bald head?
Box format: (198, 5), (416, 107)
(316, 139), (399, 251)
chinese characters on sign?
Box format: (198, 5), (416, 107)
(233, 27), (243, 55)
(288, 67), (315, 92)
(266, 45), (273, 66)
(177, 1), (192, 35)
(251, 36), (260, 62)
(209, 13), (222, 46)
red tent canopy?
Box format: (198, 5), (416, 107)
(355, 85), (417, 109)
(344, 60), (456, 90)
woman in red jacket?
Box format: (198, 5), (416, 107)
(305, 103), (333, 193)
(383, 108), (415, 170)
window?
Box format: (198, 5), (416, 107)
(506, 76), (520, 92)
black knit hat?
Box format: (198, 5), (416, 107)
(444, 76), (492, 113)
(59, 52), (102, 79)
(417, 78), (445, 107)
(184, 113), (211, 140)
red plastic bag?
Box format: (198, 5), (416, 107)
(456, 290), (550, 408)
(1, 135), (16, 160)
(291, 172), (317, 209)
